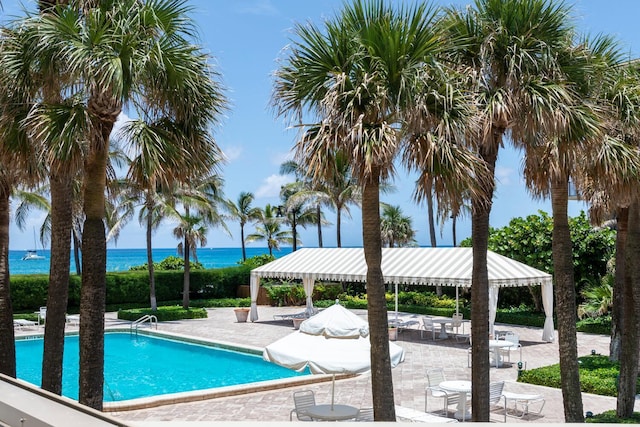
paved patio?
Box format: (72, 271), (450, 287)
(19, 305), (636, 423)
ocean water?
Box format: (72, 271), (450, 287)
(9, 247), (292, 276)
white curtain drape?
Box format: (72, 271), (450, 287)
(488, 286), (499, 337)
(541, 282), (555, 342)
(250, 275), (260, 322)
(303, 277), (315, 316)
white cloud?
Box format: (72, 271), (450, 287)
(222, 145), (243, 162)
(235, 0), (278, 16)
(271, 150), (294, 167)
(495, 166), (515, 186)
(255, 174), (293, 198)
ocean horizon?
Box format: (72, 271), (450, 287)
(9, 247), (293, 276)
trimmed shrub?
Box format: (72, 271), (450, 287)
(577, 316), (612, 335)
(587, 410), (640, 423)
(117, 305), (208, 321)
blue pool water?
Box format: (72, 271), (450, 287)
(16, 332), (306, 402)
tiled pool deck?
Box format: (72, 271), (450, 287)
(17, 306), (638, 423)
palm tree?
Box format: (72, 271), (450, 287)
(226, 192), (261, 261)
(272, 1), (466, 419)
(172, 212), (208, 309)
(280, 182), (318, 251)
(443, 0), (581, 420)
(22, 0), (226, 409)
(380, 204), (416, 248)
(246, 204), (293, 256)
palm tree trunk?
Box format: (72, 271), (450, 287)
(617, 198), (640, 417)
(146, 194), (157, 311)
(182, 237), (191, 309)
(316, 204), (323, 248)
(0, 186), (16, 377)
(292, 216), (297, 252)
(42, 172), (73, 394)
(362, 169), (395, 421)
(550, 176), (583, 422)
(470, 140), (498, 422)
(452, 216), (457, 247)
(79, 106), (115, 410)
(610, 207), (627, 361)
(427, 183), (437, 247)
(336, 210), (342, 248)
(240, 223), (247, 261)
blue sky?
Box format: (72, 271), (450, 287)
(5, 0), (640, 250)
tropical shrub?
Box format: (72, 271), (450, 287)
(238, 254), (275, 269)
(129, 255), (204, 271)
(460, 210), (615, 308)
(586, 410), (640, 423)
(117, 305), (208, 321)
(576, 315), (612, 334)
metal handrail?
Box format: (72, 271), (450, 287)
(130, 314), (158, 335)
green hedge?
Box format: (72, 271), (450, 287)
(519, 355), (640, 397)
(10, 266), (251, 312)
(117, 306), (208, 321)
(577, 316), (612, 334)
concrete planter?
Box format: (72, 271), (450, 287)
(234, 308), (250, 323)
(388, 327), (398, 341)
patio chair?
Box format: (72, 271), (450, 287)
(37, 306), (47, 326)
(425, 368), (461, 415)
(502, 391), (545, 419)
(290, 389), (316, 421)
(447, 313), (463, 339)
(420, 316), (437, 340)
(488, 381), (507, 422)
(355, 407), (374, 421)
(66, 314), (80, 326)
(499, 332), (522, 363)
(13, 318), (37, 330)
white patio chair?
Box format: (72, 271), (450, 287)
(425, 368), (461, 415)
(448, 313), (463, 339)
(421, 316), (437, 340)
(502, 391), (545, 419)
(37, 306), (47, 326)
(355, 407), (374, 421)
(489, 381), (507, 422)
(290, 389), (316, 421)
(499, 332), (522, 363)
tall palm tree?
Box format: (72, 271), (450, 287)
(272, 1), (467, 419)
(246, 204), (293, 256)
(443, 0), (580, 420)
(172, 212), (207, 309)
(23, 0), (226, 409)
(226, 192), (261, 261)
(380, 204), (416, 248)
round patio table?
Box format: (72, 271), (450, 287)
(489, 339), (513, 368)
(304, 404), (360, 421)
(439, 380), (471, 421)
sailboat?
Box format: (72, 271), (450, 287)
(22, 228), (45, 261)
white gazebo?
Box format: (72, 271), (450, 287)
(250, 247), (555, 342)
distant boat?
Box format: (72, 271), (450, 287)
(22, 228), (46, 260)
(22, 250), (45, 261)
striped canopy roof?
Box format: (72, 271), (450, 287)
(251, 247), (552, 288)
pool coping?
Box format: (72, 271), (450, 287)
(17, 326), (355, 412)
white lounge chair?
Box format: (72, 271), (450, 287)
(425, 368), (461, 415)
(489, 381), (506, 422)
(13, 319), (37, 330)
(355, 407), (374, 421)
(66, 314), (80, 326)
(290, 389), (316, 421)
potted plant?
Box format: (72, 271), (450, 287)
(388, 326), (398, 341)
(234, 307), (250, 323)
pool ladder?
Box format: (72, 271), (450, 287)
(131, 314), (158, 335)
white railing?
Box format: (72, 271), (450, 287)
(130, 314), (157, 335)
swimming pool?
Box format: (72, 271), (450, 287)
(16, 331), (309, 403)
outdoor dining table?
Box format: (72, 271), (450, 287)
(439, 380), (472, 421)
(303, 404), (360, 421)
(431, 317), (455, 339)
(489, 339), (513, 368)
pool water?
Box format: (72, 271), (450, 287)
(16, 332), (307, 402)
